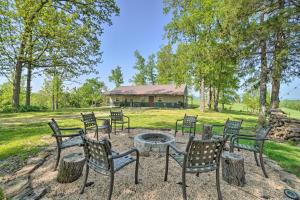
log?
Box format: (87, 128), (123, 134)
(202, 124), (213, 140)
(221, 152), (245, 186)
(57, 153), (85, 183)
(102, 119), (112, 134)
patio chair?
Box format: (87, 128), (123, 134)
(80, 135), (139, 200)
(212, 119), (243, 139)
(175, 114), (198, 137)
(81, 112), (111, 140)
(230, 126), (271, 178)
(110, 110), (130, 134)
(48, 118), (84, 170)
(164, 136), (227, 200)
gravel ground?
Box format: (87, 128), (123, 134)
(31, 129), (293, 200)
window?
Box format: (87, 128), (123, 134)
(158, 97), (163, 102)
(115, 97), (119, 102)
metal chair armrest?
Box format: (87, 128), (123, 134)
(52, 133), (82, 138)
(111, 148), (139, 159)
(167, 144), (186, 155)
(59, 127), (83, 131)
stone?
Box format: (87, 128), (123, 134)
(134, 133), (175, 155)
(4, 176), (30, 198)
(279, 171), (300, 191)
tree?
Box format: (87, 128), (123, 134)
(145, 54), (157, 85)
(131, 50), (147, 85)
(163, 0), (240, 112)
(76, 78), (106, 107)
(109, 66), (124, 88)
(157, 44), (175, 84)
(0, 0), (119, 109)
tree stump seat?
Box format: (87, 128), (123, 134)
(221, 152), (245, 186)
(57, 153), (85, 183)
(202, 124), (213, 139)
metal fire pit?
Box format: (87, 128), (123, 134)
(134, 133), (175, 155)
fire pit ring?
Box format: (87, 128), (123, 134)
(134, 133), (175, 155)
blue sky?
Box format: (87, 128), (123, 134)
(0, 0), (299, 99)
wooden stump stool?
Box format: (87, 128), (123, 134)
(221, 152), (245, 186)
(202, 124), (213, 140)
(57, 153), (85, 183)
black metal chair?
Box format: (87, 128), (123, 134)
(110, 110), (130, 134)
(212, 119), (243, 139)
(164, 136), (227, 200)
(230, 126), (271, 178)
(48, 118), (84, 170)
(80, 135), (139, 200)
(175, 114), (198, 136)
(81, 112), (111, 140)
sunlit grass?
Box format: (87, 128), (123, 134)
(0, 105), (299, 177)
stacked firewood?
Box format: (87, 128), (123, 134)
(269, 109), (300, 142)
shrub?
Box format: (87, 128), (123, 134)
(0, 105), (48, 113)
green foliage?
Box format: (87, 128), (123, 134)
(75, 78), (106, 107)
(109, 66), (124, 88)
(0, 105), (47, 113)
(0, 187), (5, 200)
(242, 91), (260, 113)
(131, 50), (158, 85)
(145, 54), (157, 85)
(280, 100), (300, 111)
(131, 50), (147, 85)
(157, 44), (175, 84)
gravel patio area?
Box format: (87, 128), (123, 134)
(28, 129), (297, 200)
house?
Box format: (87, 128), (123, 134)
(106, 84), (188, 108)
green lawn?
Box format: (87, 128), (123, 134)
(0, 105), (299, 177)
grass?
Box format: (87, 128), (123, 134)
(0, 104), (299, 178)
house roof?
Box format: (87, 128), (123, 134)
(106, 84), (186, 96)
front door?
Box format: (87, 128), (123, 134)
(148, 96), (154, 107)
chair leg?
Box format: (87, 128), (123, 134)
(54, 148), (61, 171)
(108, 172), (114, 200)
(114, 121), (116, 134)
(135, 151), (139, 184)
(80, 165), (89, 194)
(193, 127), (196, 136)
(259, 152), (268, 178)
(122, 123), (124, 131)
(128, 120), (130, 133)
(164, 152), (169, 181)
(182, 127), (184, 135)
(254, 152), (260, 166)
(216, 167), (222, 200)
(182, 169), (187, 200)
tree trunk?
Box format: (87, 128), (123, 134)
(208, 84), (212, 110)
(25, 64), (32, 106)
(57, 153), (85, 183)
(271, 0), (285, 109)
(12, 36), (26, 108)
(221, 152), (245, 187)
(214, 87), (220, 112)
(25, 32), (33, 106)
(258, 13), (268, 126)
(202, 124), (213, 140)
(200, 78), (205, 112)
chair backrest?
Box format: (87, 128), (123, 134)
(81, 112), (97, 128)
(185, 137), (226, 170)
(255, 126), (271, 147)
(223, 119), (243, 136)
(183, 114), (198, 127)
(82, 135), (112, 173)
(48, 118), (62, 144)
(110, 110), (124, 121)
